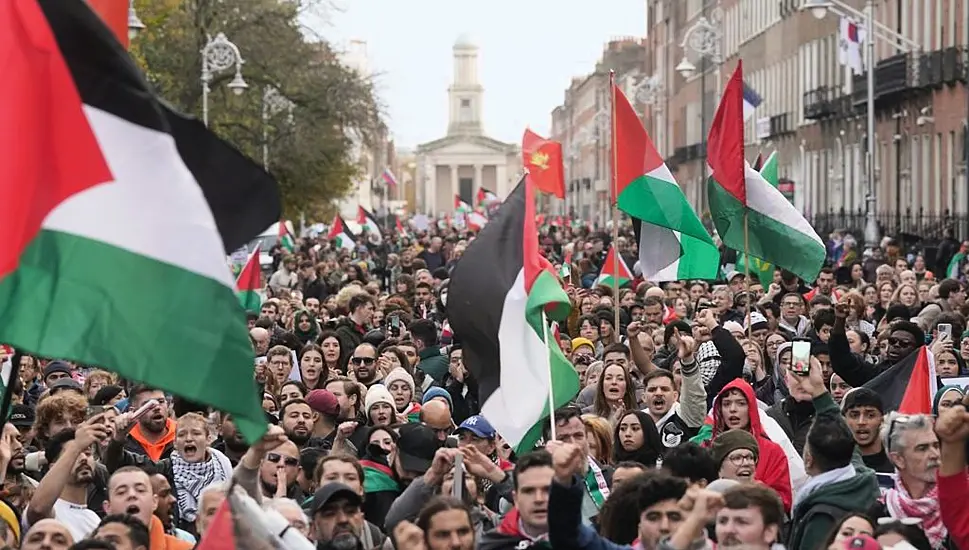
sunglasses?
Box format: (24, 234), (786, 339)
(887, 337), (913, 346)
(885, 415), (911, 453)
(266, 453), (299, 467)
(351, 356), (375, 365)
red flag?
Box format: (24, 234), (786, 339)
(707, 62), (748, 205)
(522, 129), (565, 199)
(196, 499), (237, 550)
(898, 347), (937, 414)
(85, 0), (129, 49)
(0, 0), (113, 278)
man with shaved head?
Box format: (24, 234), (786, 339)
(419, 400), (454, 443)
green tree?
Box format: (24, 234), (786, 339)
(130, 0), (383, 219)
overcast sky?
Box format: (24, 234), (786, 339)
(305, 0), (646, 149)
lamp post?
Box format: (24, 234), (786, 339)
(635, 74), (664, 108)
(801, 0), (921, 246)
(200, 33), (248, 127)
(127, 0), (145, 41)
(675, 7), (723, 90)
(261, 86), (295, 170)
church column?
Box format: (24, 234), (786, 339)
(425, 161), (436, 214)
(450, 164), (459, 209)
(496, 163), (508, 197)
(473, 164), (483, 198)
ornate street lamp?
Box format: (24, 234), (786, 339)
(200, 33), (248, 127)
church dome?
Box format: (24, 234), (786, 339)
(454, 33), (476, 49)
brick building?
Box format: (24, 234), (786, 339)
(651, 0), (969, 240)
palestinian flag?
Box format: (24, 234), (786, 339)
(278, 220), (295, 252)
(736, 151), (779, 288)
(864, 346), (938, 414)
(449, 177), (578, 453)
(357, 206), (383, 243)
(327, 215), (356, 251)
(947, 246), (967, 278)
(477, 187), (499, 207)
(522, 129), (566, 199)
(610, 82), (718, 282)
(466, 211), (488, 232)
(0, 0), (277, 441)
(235, 245), (263, 312)
(395, 216), (409, 238)
(455, 195), (473, 214)
(559, 250), (572, 280)
(361, 459), (400, 493)
(595, 245), (633, 288)
(707, 63), (825, 283)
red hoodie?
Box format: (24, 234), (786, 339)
(708, 379), (793, 512)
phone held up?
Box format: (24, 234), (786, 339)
(790, 339), (812, 376)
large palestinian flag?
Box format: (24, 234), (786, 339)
(0, 0), (278, 441)
(327, 215), (356, 252)
(707, 63), (825, 283)
(236, 246), (263, 312)
(611, 82), (718, 282)
(356, 206), (383, 243)
(864, 346), (939, 414)
(449, 177), (578, 453)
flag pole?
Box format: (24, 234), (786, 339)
(541, 310), (557, 441)
(744, 211), (752, 339)
(609, 70), (620, 339)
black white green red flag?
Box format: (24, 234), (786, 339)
(235, 246), (263, 313)
(594, 245), (633, 288)
(356, 206), (383, 243)
(0, 0), (278, 441)
(327, 215), (356, 251)
(449, 177), (578, 453)
(278, 220), (295, 252)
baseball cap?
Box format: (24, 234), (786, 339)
(9, 405), (34, 428)
(309, 483), (362, 515)
(455, 415), (496, 439)
(306, 390), (340, 417)
(726, 270), (744, 282)
(396, 423), (440, 474)
(48, 378), (82, 395)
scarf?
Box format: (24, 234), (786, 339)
(584, 457), (610, 508)
(171, 448), (231, 522)
(884, 473), (946, 549)
(793, 464), (856, 509)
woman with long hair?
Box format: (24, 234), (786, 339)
(317, 331), (344, 376)
(292, 309), (320, 347)
(581, 414), (613, 466)
(822, 513), (874, 549)
(298, 343), (328, 390)
(612, 410), (662, 467)
(587, 364), (638, 423)
(891, 282), (922, 316)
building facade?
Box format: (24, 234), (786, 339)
(415, 35), (519, 216)
(548, 38), (651, 225)
(651, 0), (969, 240)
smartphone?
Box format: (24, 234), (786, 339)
(791, 339), (812, 376)
(390, 315), (400, 330)
(939, 323), (953, 340)
(86, 405), (108, 420)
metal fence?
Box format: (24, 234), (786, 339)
(810, 208), (969, 244)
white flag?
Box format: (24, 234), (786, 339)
(838, 17), (865, 75)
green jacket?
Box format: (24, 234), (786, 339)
(787, 393), (881, 550)
(418, 346), (449, 383)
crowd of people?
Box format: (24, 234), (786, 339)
(4, 221), (969, 550)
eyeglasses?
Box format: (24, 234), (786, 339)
(726, 452), (757, 465)
(887, 337), (913, 347)
(266, 453), (299, 467)
(351, 356), (375, 365)
(885, 415), (912, 453)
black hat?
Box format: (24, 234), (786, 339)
(48, 378), (82, 396)
(309, 483), (362, 515)
(42, 361), (71, 380)
(396, 423), (440, 474)
(9, 405), (33, 428)
(91, 385), (123, 407)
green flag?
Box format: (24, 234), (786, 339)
(736, 151), (779, 287)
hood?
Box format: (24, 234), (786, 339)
(795, 468), (879, 513)
(933, 385), (966, 415)
(712, 379), (764, 440)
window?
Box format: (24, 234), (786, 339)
(460, 99), (470, 107)
(922, 136), (932, 210)
(910, 136), (921, 210)
(935, 133), (943, 211)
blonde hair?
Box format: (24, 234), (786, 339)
(177, 412), (209, 435)
(83, 369), (115, 396)
(581, 414), (613, 466)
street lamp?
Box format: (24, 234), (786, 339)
(200, 33), (248, 127)
(801, 0), (921, 246)
(127, 0), (145, 41)
(678, 8), (724, 83)
(262, 86), (296, 170)
(635, 74), (664, 106)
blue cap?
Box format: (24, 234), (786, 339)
(456, 415), (496, 439)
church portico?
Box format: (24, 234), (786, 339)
(415, 35), (519, 216)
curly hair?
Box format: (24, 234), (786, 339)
(35, 392), (87, 438)
(597, 471), (687, 544)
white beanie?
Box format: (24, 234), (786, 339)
(364, 384), (395, 413)
(383, 367), (415, 394)
(723, 320), (744, 334)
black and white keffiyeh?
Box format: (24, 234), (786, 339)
(171, 448), (232, 522)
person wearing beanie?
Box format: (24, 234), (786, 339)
(421, 386), (453, 411)
(570, 337), (595, 358)
(42, 361), (73, 387)
(364, 385), (397, 427)
(711, 429), (759, 482)
(91, 385), (125, 408)
(744, 311), (770, 349)
(383, 367), (420, 422)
